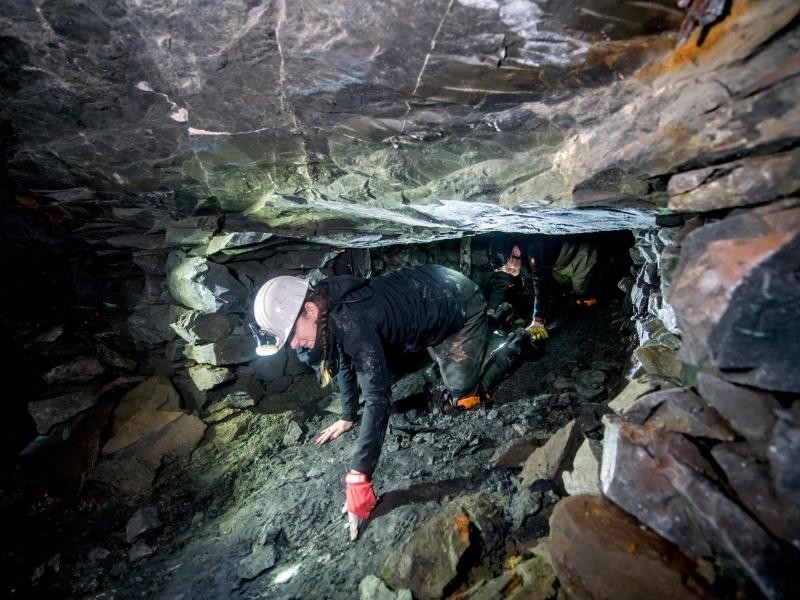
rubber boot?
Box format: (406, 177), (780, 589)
(479, 328), (541, 393)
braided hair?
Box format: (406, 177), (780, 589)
(305, 284), (335, 387)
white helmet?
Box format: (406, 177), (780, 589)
(253, 276), (310, 356)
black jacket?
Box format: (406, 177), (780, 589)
(486, 234), (563, 322)
(320, 265), (470, 477)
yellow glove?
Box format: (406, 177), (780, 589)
(526, 321), (549, 341)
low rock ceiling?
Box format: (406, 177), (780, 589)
(1, 0), (798, 245)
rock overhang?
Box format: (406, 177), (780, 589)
(2, 0), (798, 246)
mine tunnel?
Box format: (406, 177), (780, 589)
(1, 0), (799, 599)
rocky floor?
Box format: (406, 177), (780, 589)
(4, 298), (633, 599)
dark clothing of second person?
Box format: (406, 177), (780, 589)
(317, 265), (487, 477)
(485, 234), (595, 324)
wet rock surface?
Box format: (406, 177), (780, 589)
(549, 495), (713, 600)
(3, 297), (633, 598)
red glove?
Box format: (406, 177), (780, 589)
(345, 470), (378, 520)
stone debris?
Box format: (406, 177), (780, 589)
(87, 548), (110, 562)
(238, 543), (276, 581)
(359, 575), (413, 600)
(126, 506), (161, 543)
(549, 495), (713, 599)
(283, 421), (304, 446)
(129, 541), (154, 562)
(459, 549), (557, 600)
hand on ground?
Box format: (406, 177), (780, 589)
(526, 322), (549, 341)
(315, 419), (354, 445)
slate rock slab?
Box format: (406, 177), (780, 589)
(188, 364), (234, 391)
(114, 375), (180, 432)
(713, 442), (800, 549)
(380, 499), (482, 599)
(696, 373), (779, 446)
(126, 506), (161, 543)
(562, 439), (601, 496)
(549, 495), (713, 600)
(769, 409), (800, 506)
(622, 387), (735, 440)
(670, 198), (800, 392)
(668, 148), (800, 213)
(28, 390), (98, 435)
(167, 255), (247, 313)
(184, 335), (254, 366)
(520, 420), (582, 489)
(602, 418), (800, 597)
(238, 543), (276, 581)
(42, 357), (105, 385)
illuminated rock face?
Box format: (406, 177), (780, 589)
(2, 0), (797, 243)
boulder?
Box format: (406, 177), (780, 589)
(634, 338), (683, 381)
(520, 420), (582, 489)
(549, 495), (713, 600)
(669, 198), (800, 392)
(491, 436), (540, 469)
(601, 417), (716, 557)
(622, 388), (735, 440)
